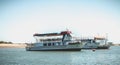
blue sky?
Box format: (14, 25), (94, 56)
(0, 0), (120, 43)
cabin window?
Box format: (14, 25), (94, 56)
(58, 42), (60, 45)
(48, 43), (51, 46)
(93, 40), (95, 43)
(43, 43), (47, 46)
(53, 43), (55, 46)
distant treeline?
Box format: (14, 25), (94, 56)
(0, 41), (13, 44)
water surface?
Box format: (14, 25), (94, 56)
(0, 46), (120, 65)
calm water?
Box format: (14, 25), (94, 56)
(0, 46), (120, 65)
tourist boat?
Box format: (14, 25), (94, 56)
(26, 30), (83, 51)
(81, 36), (110, 49)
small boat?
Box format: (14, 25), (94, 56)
(81, 36), (110, 49)
(26, 30), (83, 51)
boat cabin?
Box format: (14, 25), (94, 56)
(80, 37), (107, 48)
(33, 31), (73, 47)
(94, 37), (107, 45)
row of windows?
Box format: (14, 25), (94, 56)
(43, 42), (62, 46)
(39, 39), (62, 42)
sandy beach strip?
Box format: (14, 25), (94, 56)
(0, 43), (26, 48)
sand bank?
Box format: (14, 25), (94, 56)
(0, 43), (26, 48)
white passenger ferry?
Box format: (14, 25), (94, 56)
(26, 30), (83, 51)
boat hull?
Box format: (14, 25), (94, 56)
(97, 45), (110, 49)
(82, 45), (110, 49)
(26, 45), (81, 51)
(26, 48), (81, 51)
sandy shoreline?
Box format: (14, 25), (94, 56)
(0, 43), (26, 48)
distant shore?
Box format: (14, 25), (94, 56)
(0, 43), (120, 48)
(110, 43), (120, 46)
(0, 43), (26, 48)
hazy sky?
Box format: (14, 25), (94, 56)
(0, 0), (120, 43)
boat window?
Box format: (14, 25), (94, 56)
(43, 43), (47, 46)
(53, 43), (55, 46)
(93, 40), (95, 43)
(48, 43), (51, 46)
(58, 42), (60, 45)
(86, 40), (91, 43)
(95, 40), (105, 44)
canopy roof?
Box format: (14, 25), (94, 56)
(94, 37), (106, 40)
(33, 31), (72, 37)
